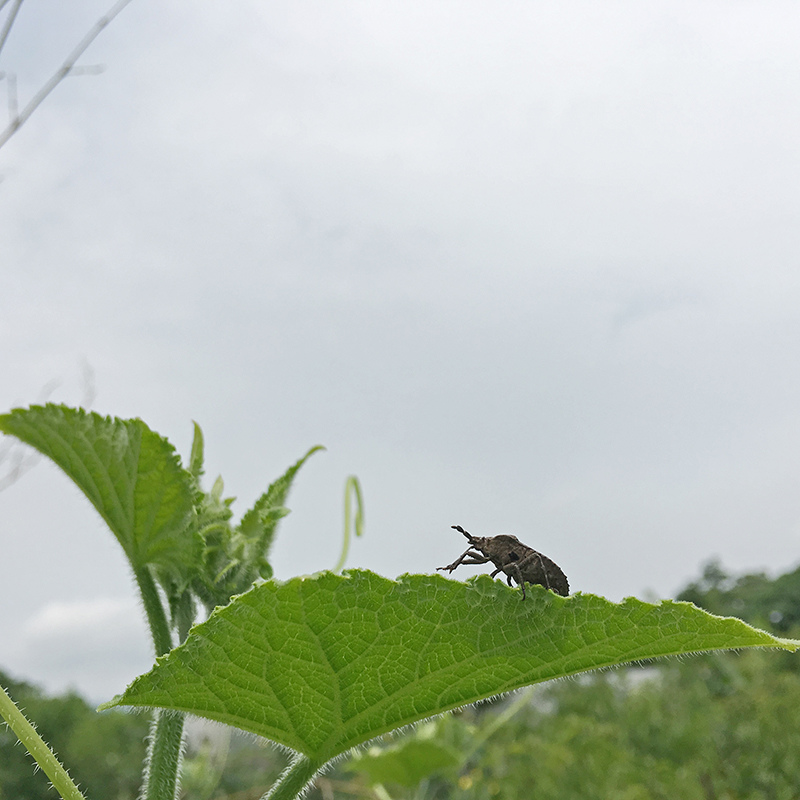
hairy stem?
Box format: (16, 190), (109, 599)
(0, 682), (87, 800)
(142, 711), (186, 800)
(134, 565), (185, 800)
(135, 566), (173, 656)
(262, 755), (324, 800)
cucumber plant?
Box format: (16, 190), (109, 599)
(0, 404), (797, 800)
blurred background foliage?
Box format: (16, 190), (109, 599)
(3, 560), (800, 800)
(0, 670), (150, 800)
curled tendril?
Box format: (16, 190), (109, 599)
(333, 475), (364, 573)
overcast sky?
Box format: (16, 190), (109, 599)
(2, 0), (800, 702)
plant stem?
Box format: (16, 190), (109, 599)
(0, 682), (87, 800)
(134, 565), (186, 800)
(135, 565), (174, 657)
(142, 711), (186, 800)
(262, 755), (323, 800)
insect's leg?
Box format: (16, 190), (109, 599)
(537, 553), (551, 591)
(489, 567), (513, 587)
(514, 566), (527, 600)
(438, 549), (491, 573)
(438, 547), (473, 572)
(516, 550), (552, 591)
(501, 563), (527, 599)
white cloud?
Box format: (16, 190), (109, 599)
(11, 597), (154, 702)
(25, 597), (138, 637)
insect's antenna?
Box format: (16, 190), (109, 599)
(451, 524), (474, 542)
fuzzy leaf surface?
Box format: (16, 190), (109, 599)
(106, 570), (799, 763)
(0, 404), (199, 579)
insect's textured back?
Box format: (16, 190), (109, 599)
(522, 552), (569, 597)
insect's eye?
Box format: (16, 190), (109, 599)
(507, 551), (519, 561)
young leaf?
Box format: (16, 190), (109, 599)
(0, 404), (200, 585)
(188, 445), (323, 612)
(188, 421), (205, 481)
(237, 445), (325, 554)
(104, 570), (799, 765)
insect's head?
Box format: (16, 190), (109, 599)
(452, 525), (521, 554)
(452, 524), (479, 545)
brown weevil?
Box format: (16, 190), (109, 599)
(438, 525), (569, 599)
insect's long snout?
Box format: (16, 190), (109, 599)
(451, 524), (475, 543)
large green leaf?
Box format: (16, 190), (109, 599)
(104, 570), (799, 763)
(0, 404), (199, 580)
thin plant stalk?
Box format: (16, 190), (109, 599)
(262, 755), (324, 800)
(0, 683), (87, 800)
(134, 565), (186, 800)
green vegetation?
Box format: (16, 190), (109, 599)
(0, 670), (149, 800)
(336, 561), (800, 799)
(0, 404), (323, 800)
(342, 651), (800, 799)
(678, 558), (800, 634)
(104, 572), (793, 769)
(5, 560), (800, 799)
(0, 403), (797, 800)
